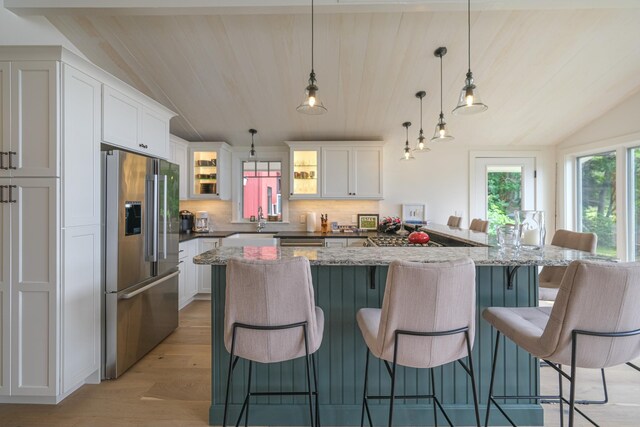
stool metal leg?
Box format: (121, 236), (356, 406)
(558, 364), (564, 427)
(484, 331), (500, 427)
(312, 353), (321, 427)
(388, 341), (399, 427)
(430, 368), (438, 427)
(244, 361), (253, 427)
(223, 327), (239, 427)
(303, 325), (315, 427)
(464, 331), (481, 427)
(361, 349), (373, 427)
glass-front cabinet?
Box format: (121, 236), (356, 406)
(188, 142), (231, 200)
(288, 146), (321, 198)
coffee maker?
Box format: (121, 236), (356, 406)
(195, 211), (210, 233)
(179, 210), (194, 233)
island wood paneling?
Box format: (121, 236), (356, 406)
(210, 264), (543, 426)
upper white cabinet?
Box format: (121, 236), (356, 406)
(286, 141), (384, 200)
(0, 61), (59, 178)
(102, 85), (172, 159)
(188, 142), (231, 200)
(62, 65), (101, 227)
(169, 134), (188, 200)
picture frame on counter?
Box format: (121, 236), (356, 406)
(357, 214), (379, 230)
(402, 203), (427, 224)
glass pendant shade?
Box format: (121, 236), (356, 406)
(414, 132), (431, 153)
(452, 72), (487, 115)
(296, 76), (327, 115)
(400, 121), (415, 161)
(431, 114), (455, 142)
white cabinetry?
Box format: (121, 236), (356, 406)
(197, 238), (219, 294)
(0, 47), (175, 404)
(169, 134), (188, 200)
(188, 143), (231, 200)
(0, 61), (59, 178)
(102, 85), (172, 159)
(178, 239), (198, 309)
(286, 141), (384, 200)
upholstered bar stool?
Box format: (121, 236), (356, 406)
(469, 218), (489, 232)
(483, 260), (640, 427)
(222, 257), (324, 427)
(356, 258), (480, 427)
(447, 215), (462, 227)
(539, 229), (597, 302)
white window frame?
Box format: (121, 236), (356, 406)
(230, 146), (290, 224)
(558, 133), (640, 261)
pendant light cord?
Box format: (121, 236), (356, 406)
(440, 54), (444, 114)
(420, 95), (423, 133)
(311, 0), (315, 73)
(467, 0), (471, 73)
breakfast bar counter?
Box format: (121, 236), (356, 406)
(195, 243), (612, 426)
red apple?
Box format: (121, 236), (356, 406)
(408, 231), (430, 244)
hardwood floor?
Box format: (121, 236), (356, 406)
(0, 300), (638, 426)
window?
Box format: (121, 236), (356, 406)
(487, 166), (522, 234)
(630, 147), (640, 261)
(577, 151), (617, 256)
(242, 161), (282, 221)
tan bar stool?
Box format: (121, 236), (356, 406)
(483, 260), (640, 427)
(222, 257), (324, 427)
(356, 258), (480, 427)
(447, 215), (462, 227)
(539, 229), (597, 302)
(469, 218), (489, 232)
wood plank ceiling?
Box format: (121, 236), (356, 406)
(46, 7), (640, 147)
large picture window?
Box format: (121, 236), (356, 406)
(576, 151), (617, 256)
(630, 147), (640, 261)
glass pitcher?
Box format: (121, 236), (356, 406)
(515, 210), (545, 249)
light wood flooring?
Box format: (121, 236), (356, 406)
(0, 300), (638, 426)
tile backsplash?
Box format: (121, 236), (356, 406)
(179, 199), (380, 232)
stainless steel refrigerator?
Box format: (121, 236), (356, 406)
(103, 150), (180, 379)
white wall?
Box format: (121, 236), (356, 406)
(0, 4), (86, 58)
(380, 143), (557, 236)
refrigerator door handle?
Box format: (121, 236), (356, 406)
(152, 174), (159, 263)
(161, 174), (168, 259)
(120, 271), (179, 300)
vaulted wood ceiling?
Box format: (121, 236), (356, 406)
(44, 6), (640, 147)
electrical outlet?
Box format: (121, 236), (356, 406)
(300, 214), (306, 224)
(351, 215), (357, 224)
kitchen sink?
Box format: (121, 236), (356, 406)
(221, 233), (279, 247)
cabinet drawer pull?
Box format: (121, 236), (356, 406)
(8, 152), (16, 170)
(0, 152), (7, 170)
(138, 143), (148, 149)
(8, 185), (16, 203)
(0, 185), (6, 203)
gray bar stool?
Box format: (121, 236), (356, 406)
(223, 257), (324, 427)
(539, 229), (597, 302)
(356, 258), (480, 427)
(483, 260), (640, 427)
(469, 218), (489, 232)
(447, 215), (462, 227)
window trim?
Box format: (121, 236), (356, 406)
(231, 147), (290, 224)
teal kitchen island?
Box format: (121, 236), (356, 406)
(194, 231), (611, 426)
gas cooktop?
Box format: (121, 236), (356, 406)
(365, 236), (443, 247)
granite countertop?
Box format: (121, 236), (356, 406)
(418, 223), (490, 247)
(180, 230), (384, 242)
(193, 245), (615, 267)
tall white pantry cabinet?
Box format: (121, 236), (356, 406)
(0, 47), (174, 404)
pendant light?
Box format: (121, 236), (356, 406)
(432, 47), (455, 141)
(296, 0), (327, 115)
(413, 91), (431, 153)
(400, 122), (415, 161)
(452, 0), (488, 115)
(249, 129), (257, 158)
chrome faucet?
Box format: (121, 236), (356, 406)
(257, 206), (266, 232)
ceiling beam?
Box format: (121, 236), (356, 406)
(5, 0), (640, 16)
